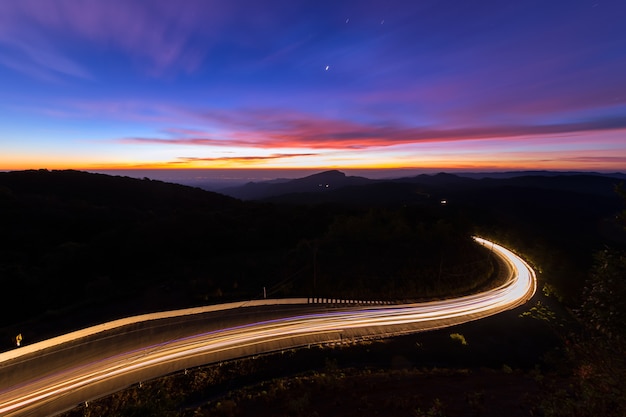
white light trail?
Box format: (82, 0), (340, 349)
(0, 237), (536, 416)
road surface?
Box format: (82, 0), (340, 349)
(0, 237), (536, 417)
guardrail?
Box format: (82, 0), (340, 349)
(307, 298), (394, 305)
(0, 297), (392, 363)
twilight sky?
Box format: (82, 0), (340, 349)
(1, 0), (625, 172)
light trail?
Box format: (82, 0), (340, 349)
(0, 237), (536, 417)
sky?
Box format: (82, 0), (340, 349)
(1, 0), (625, 174)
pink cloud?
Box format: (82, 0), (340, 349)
(121, 107), (626, 150)
(178, 153), (318, 163)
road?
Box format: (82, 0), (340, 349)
(0, 237), (535, 417)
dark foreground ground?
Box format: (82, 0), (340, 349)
(6, 170), (624, 416)
(61, 299), (571, 417)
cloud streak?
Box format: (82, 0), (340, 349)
(177, 153), (318, 164)
(121, 110), (626, 151)
(0, 0), (228, 77)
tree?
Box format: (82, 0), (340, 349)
(579, 249), (626, 341)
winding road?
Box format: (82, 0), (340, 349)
(0, 237), (536, 417)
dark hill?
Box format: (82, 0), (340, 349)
(0, 169), (238, 210)
(218, 170), (373, 200)
(0, 169), (500, 350)
(264, 171), (625, 304)
(396, 172), (477, 187)
(264, 181), (431, 206)
(0, 170), (274, 347)
(221, 170), (625, 205)
(458, 170), (626, 180)
(265, 172), (623, 205)
(2, 169), (624, 351)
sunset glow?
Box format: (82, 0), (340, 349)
(1, 1), (625, 172)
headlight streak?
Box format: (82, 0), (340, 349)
(0, 237), (536, 416)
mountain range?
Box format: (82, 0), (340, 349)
(216, 169), (626, 203)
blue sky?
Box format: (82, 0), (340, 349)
(1, 0), (625, 172)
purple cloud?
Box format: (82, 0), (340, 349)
(178, 153), (318, 163)
(121, 108), (626, 151)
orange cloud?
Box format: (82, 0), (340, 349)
(177, 153), (317, 164)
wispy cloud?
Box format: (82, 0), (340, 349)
(562, 156), (626, 164)
(177, 153), (318, 164)
(0, 30), (92, 81)
(121, 108), (626, 151)
(0, 0), (227, 78)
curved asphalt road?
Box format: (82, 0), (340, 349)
(0, 237), (536, 417)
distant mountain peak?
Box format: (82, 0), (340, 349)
(219, 169), (372, 200)
(305, 170), (346, 179)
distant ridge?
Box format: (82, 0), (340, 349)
(217, 169), (625, 204)
(218, 170), (371, 200)
(456, 170), (626, 180)
(394, 172), (476, 186)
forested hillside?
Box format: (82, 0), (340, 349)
(4, 169), (626, 416)
(0, 170), (491, 349)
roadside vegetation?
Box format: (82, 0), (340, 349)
(3, 170), (626, 416)
(1, 170), (494, 348)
